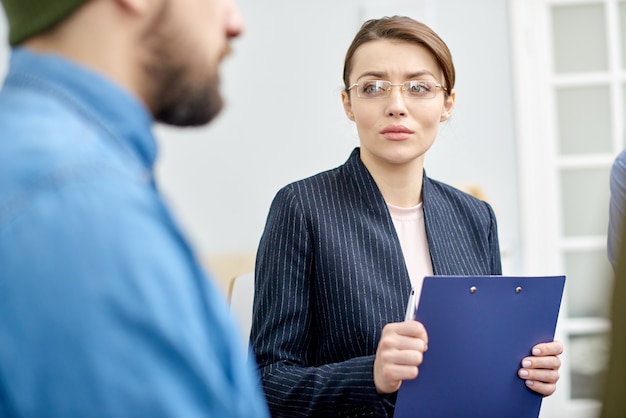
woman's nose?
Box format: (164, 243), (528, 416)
(385, 88), (408, 117)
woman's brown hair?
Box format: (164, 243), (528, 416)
(343, 16), (455, 96)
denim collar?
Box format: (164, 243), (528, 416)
(4, 47), (156, 171)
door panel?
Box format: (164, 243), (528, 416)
(511, 0), (624, 414)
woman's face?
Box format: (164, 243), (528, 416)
(342, 39), (455, 169)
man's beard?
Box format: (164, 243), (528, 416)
(142, 1), (225, 127)
(153, 67), (224, 127)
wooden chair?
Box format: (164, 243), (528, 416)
(227, 271), (255, 343)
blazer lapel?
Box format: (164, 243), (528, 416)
(343, 148), (412, 293)
(422, 175), (454, 275)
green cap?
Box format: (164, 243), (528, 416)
(1, 0), (88, 46)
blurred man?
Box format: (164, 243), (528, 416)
(601, 222), (626, 417)
(0, 0), (269, 416)
(608, 149), (626, 268)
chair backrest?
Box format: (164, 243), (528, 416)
(227, 271), (255, 343)
(202, 252), (256, 295)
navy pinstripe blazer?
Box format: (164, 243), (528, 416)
(251, 148), (501, 417)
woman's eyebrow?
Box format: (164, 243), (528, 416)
(406, 70), (437, 79)
(355, 71), (387, 81)
(356, 69), (439, 81)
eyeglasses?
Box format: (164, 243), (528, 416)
(346, 80), (446, 100)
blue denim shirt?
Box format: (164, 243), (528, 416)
(0, 48), (268, 418)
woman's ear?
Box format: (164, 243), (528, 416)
(341, 90), (355, 121)
(440, 89), (456, 122)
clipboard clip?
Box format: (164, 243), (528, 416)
(469, 285), (523, 294)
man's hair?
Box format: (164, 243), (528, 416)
(1, 0), (88, 46)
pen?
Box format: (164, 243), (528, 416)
(404, 288), (416, 321)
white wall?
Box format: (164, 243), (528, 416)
(0, 0), (522, 273)
(155, 0), (523, 273)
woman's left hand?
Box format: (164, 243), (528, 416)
(518, 340), (563, 396)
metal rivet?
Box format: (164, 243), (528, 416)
(470, 286), (477, 294)
(515, 287), (522, 294)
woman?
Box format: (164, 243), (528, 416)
(251, 16), (562, 417)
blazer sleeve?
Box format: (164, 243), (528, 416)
(424, 177), (503, 277)
(251, 186), (394, 418)
(486, 201), (502, 275)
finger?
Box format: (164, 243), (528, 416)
(378, 346), (425, 367)
(374, 363), (420, 394)
(378, 332), (428, 353)
(531, 340), (563, 356)
(518, 367), (560, 385)
(395, 336), (428, 352)
(523, 379), (557, 396)
(380, 323), (428, 352)
(389, 321), (429, 342)
(382, 364), (420, 382)
(521, 355), (561, 371)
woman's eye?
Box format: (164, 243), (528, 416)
(363, 82), (383, 94)
(407, 81), (434, 95)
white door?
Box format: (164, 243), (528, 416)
(510, 0), (625, 416)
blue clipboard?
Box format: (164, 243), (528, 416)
(395, 275), (565, 418)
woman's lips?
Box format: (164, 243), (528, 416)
(380, 125), (414, 141)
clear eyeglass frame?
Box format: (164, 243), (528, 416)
(346, 80), (446, 100)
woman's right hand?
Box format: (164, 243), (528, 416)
(373, 321), (429, 394)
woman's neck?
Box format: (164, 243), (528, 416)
(360, 153), (424, 208)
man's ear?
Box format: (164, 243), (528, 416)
(115, 0), (151, 16)
(440, 89), (456, 122)
(342, 90), (355, 121)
